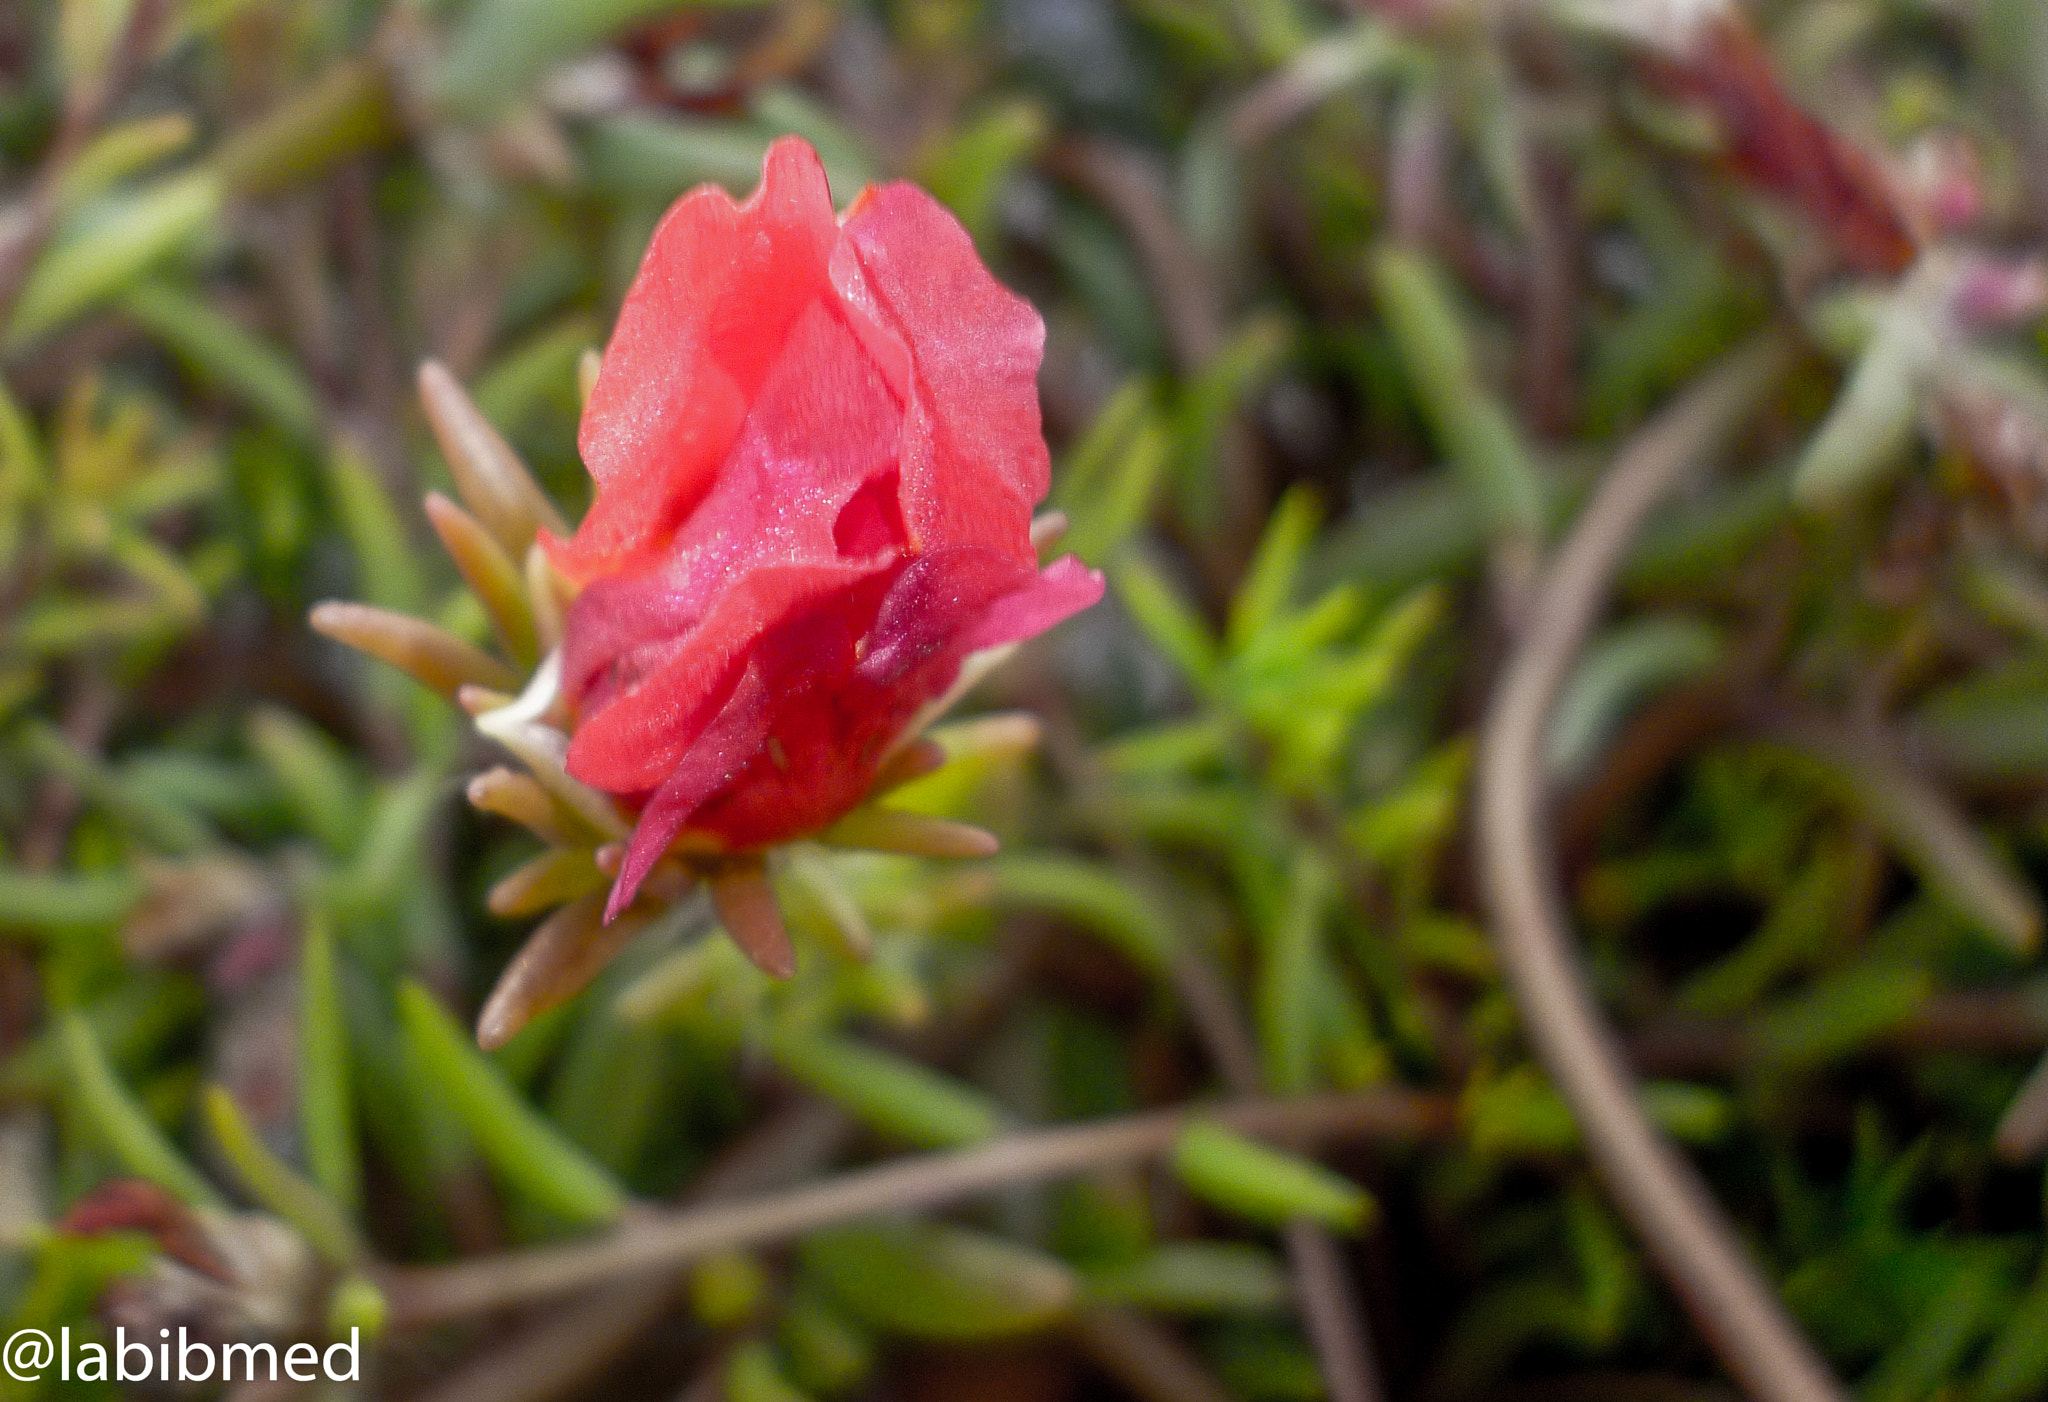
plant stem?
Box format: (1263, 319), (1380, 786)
(1474, 333), (1850, 1402)
(1070, 1306), (1241, 1402)
(1285, 1220), (1385, 1402)
(377, 1089), (1448, 1328)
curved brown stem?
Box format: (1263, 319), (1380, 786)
(1070, 1306), (1241, 1402)
(1475, 334), (1850, 1402)
(377, 1089), (1448, 1329)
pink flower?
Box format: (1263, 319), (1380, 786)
(545, 137), (1102, 918)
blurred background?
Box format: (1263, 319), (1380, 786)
(6, 0), (2048, 1399)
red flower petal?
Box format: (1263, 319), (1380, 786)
(564, 298), (904, 794)
(548, 136), (842, 583)
(607, 661), (770, 919)
(836, 182), (1051, 560)
(957, 554), (1107, 655)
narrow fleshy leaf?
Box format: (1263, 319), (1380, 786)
(767, 1028), (1002, 1147)
(202, 1085), (362, 1266)
(781, 847), (874, 960)
(526, 542), (570, 655)
(323, 437), (427, 612)
(924, 712), (1043, 765)
(7, 171), (223, 350)
(59, 1013), (223, 1210)
(820, 807), (1000, 859)
(1366, 243), (1544, 540)
(467, 766), (584, 846)
(457, 684), (517, 716)
(208, 57), (396, 197)
(56, 113), (197, 212)
(476, 893), (654, 1050)
(486, 847), (607, 918)
(802, 1221), (1078, 1340)
(885, 643), (1019, 761)
(1995, 1048), (2048, 1162)
(298, 914), (359, 1217)
(1171, 1121), (1373, 1232)
(398, 981), (627, 1225)
(310, 601), (519, 699)
(247, 705), (361, 854)
(418, 360), (569, 556)
(425, 491), (538, 666)
(869, 739), (946, 795)
(726, 1339), (810, 1402)
(1786, 733), (2043, 954)
(1080, 1242), (1290, 1315)
(473, 655), (631, 839)
(709, 862), (796, 979)
(121, 281), (324, 444)
(1029, 510), (1069, 551)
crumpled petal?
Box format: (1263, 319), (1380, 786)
(608, 663), (770, 919)
(835, 182), (1050, 559)
(548, 137), (841, 583)
(564, 298), (904, 794)
(957, 555), (1106, 656)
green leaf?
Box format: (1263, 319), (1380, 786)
(121, 281), (324, 444)
(1228, 485), (1322, 651)
(298, 912), (359, 1217)
(0, 868), (141, 938)
(1081, 1242), (1290, 1314)
(321, 437), (427, 615)
(1790, 300), (1929, 511)
(1175, 314), (1292, 531)
(1057, 382), (1174, 569)
(398, 981), (627, 1229)
(209, 59), (394, 196)
(1784, 738), (2042, 955)
(778, 1290), (876, 1396)
(1547, 616), (1720, 778)
(923, 97), (1052, 246)
(1171, 1121), (1373, 1232)
(1112, 552), (1219, 689)
(472, 313), (601, 439)
(981, 855), (1175, 969)
(19, 721), (211, 854)
(768, 1029), (1002, 1150)
(1258, 850), (1331, 1096)
(726, 1339), (816, 1402)
(58, 1012), (222, 1210)
(802, 1220), (1078, 1340)
(1861, 1250), (2007, 1402)
(1366, 243), (1543, 539)
(7, 171), (223, 350)
(1979, 1260), (2048, 1401)
(247, 705), (363, 855)
(55, 113), (196, 212)
(584, 113), (772, 199)
(202, 1085), (362, 1265)
(1752, 963), (1933, 1068)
